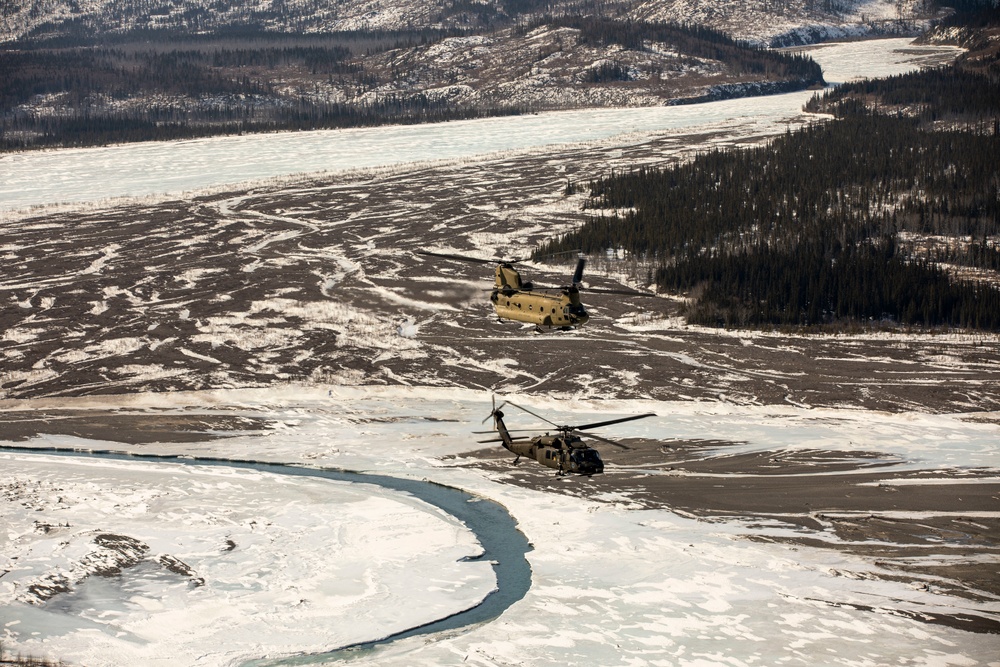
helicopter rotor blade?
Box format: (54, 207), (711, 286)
(477, 436), (532, 443)
(534, 249), (583, 261)
(573, 412), (656, 431)
(417, 250), (526, 264)
(572, 256), (586, 286)
(473, 428), (544, 434)
(505, 401), (562, 428)
(572, 430), (631, 450)
(481, 399), (509, 424)
(581, 286), (658, 297)
(417, 250), (497, 264)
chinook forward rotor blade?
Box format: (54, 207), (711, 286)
(473, 428), (543, 434)
(477, 436), (531, 444)
(574, 412), (656, 431)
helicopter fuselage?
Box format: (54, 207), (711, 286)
(490, 263), (589, 328)
(491, 408), (604, 475)
(516, 436), (605, 475)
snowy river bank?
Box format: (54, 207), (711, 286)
(2, 446), (532, 665)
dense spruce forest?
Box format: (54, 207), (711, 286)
(534, 1), (1000, 332)
(541, 110), (1000, 330)
(0, 18), (823, 151)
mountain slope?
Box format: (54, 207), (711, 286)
(632, 0), (934, 45)
(2, 0), (935, 45)
(0, 18), (823, 150)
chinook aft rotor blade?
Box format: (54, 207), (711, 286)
(574, 412), (656, 431)
(572, 256), (586, 286)
(582, 286), (658, 297)
(417, 250), (524, 264)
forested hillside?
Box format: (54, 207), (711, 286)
(539, 8), (1000, 331)
(0, 20), (823, 151)
(0, 0), (946, 151)
(806, 0), (999, 128)
(1, 0), (935, 46)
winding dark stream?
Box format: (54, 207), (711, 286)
(3, 447), (533, 665)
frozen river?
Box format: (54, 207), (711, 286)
(0, 38), (959, 214)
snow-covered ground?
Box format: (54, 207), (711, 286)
(2, 387), (999, 666)
(635, 0), (933, 46)
(0, 38), (959, 215)
(1, 446), (495, 666)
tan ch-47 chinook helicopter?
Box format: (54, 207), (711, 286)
(417, 250), (650, 329)
(478, 398), (656, 475)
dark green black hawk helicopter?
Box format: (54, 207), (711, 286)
(479, 398), (655, 475)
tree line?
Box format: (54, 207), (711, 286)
(528, 16), (825, 83)
(539, 113), (1000, 330)
(806, 66), (1000, 130)
(0, 35), (510, 150)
